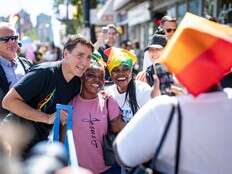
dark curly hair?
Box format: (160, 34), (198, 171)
(124, 76), (139, 115)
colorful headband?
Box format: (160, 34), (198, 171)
(91, 51), (106, 67)
(104, 47), (137, 74)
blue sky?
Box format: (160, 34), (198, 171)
(0, 0), (54, 25)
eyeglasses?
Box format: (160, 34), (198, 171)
(165, 28), (176, 33)
(0, 35), (19, 43)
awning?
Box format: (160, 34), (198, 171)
(91, 8), (114, 25)
(113, 0), (131, 11)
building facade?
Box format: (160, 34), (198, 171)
(113, 0), (232, 49)
(36, 13), (53, 43)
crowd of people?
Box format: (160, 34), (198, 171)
(0, 12), (232, 174)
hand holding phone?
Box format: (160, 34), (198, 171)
(101, 27), (108, 34)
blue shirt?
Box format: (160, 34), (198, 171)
(0, 56), (26, 88)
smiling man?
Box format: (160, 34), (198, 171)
(2, 35), (94, 148)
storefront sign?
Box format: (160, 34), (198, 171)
(128, 1), (151, 26)
(90, 9), (115, 25)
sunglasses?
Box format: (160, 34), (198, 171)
(165, 28), (176, 33)
(0, 35), (19, 43)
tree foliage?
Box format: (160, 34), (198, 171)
(53, 0), (84, 34)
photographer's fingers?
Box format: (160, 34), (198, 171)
(136, 71), (147, 83)
(151, 74), (161, 98)
(169, 85), (185, 96)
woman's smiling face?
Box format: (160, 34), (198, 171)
(81, 66), (105, 99)
(110, 64), (132, 93)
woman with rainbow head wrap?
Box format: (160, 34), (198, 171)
(105, 47), (160, 123)
(69, 51), (125, 174)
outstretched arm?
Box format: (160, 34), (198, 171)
(2, 88), (54, 124)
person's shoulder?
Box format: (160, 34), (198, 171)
(70, 94), (81, 105)
(98, 93), (119, 109)
(135, 80), (151, 89)
(18, 57), (32, 64)
(30, 61), (61, 72)
(104, 84), (116, 92)
(137, 95), (176, 119)
(224, 88), (232, 96)
(148, 95), (177, 107)
(106, 95), (118, 104)
(17, 56), (33, 68)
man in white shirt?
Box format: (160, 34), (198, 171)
(114, 85), (232, 174)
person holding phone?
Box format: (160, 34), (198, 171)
(94, 24), (119, 86)
(136, 34), (183, 96)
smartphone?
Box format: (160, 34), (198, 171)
(102, 27), (108, 33)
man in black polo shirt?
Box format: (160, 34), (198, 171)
(2, 35), (94, 144)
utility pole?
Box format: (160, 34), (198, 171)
(83, 0), (90, 27)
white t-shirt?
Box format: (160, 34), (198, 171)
(105, 80), (152, 123)
(115, 89), (232, 174)
(142, 51), (153, 70)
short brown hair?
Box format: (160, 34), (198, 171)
(160, 16), (177, 27)
(63, 35), (94, 53)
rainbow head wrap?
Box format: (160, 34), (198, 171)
(104, 47), (137, 74)
(91, 51), (106, 67)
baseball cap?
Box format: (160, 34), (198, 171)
(144, 34), (167, 52)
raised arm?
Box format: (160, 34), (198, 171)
(150, 74), (161, 98)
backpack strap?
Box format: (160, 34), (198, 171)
(105, 97), (110, 124)
(18, 57), (32, 73)
(150, 101), (183, 174)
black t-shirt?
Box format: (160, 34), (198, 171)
(14, 61), (81, 141)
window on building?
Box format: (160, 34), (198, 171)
(204, 0), (215, 16)
(218, 0), (232, 25)
(178, 2), (187, 19)
(167, 6), (177, 17)
(189, 0), (200, 14)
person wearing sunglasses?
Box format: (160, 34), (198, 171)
(0, 22), (32, 119)
(160, 16), (177, 40)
